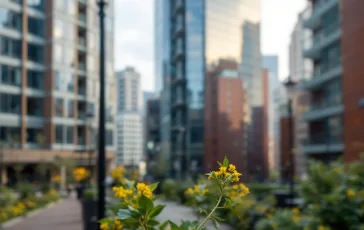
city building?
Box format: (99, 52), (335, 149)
(289, 11), (311, 178)
(156, 0), (261, 179)
(143, 92), (155, 116)
(145, 98), (162, 178)
(262, 56), (280, 172)
(116, 67), (143, 167)
(0, 0), (116, 185)
(302, 0), (364, 163)
(204, 60), (246, 178)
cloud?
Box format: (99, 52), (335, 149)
(114, 0), (155, 91)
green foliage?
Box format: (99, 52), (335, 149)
(0, 186), (17, 207)
(16, 181), (36, 199)
(161, 179), (178, 200)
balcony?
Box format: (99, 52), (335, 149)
(78, 13), (87, 27)
(303, 134), (344, 154)
(303, 27), (341, 59)
(78, 37), (87, 51)
(173, 96), (185, 108)
(173, 46), (184, 61)
(78, 62), (86, 71)
(173, 20), (184, 38)
(301, 64), (342, 90)
(173, 0), (183, 15)
(78, 0), (87, 6)
(303, 101), (343, 121)
(303, 0), (339, 29)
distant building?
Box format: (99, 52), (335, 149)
(262, 55), (280, 172)
(204, 60), (246, 178)
(116, 67), (143, 167)
(145, 98), (161, 177)
(143, 92), (155, 116)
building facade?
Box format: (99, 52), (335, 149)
(262, 56), (279, 172)
(301, 0), (343, 162)
(204, 60), (246, 177)
(116, 67), (143, 167)
(289, 11), (311, 178)
(302, 0), (364, 163)
(158, 0), (261, 179)
(0, 0), (116, 184)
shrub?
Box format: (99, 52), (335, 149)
(16, 181), (36, 199)
(161, 179), (178, 200)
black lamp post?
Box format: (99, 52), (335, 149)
(283, 76), (296, 206)
(97, 0), (107, 221)
(86, 112), (94, 176)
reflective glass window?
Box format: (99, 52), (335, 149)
(28, 43), (44, 64)
(0, 93), (20, 114)
(27, 97), (43, 116)
(55, 125), (64, 144)
(55, 98), (64, 117)
(68, 100), (74, 118)
(28, 16), (44, 37)
(0, 8), (21, 31)
(0, 36), (21, 58)
(27, 70), (43, 90)
(0, 65), (21, 87)
(27, 0), (44, 11)
(66, 126), (74, 144)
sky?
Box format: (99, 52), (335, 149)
(114, 0), (307, 92)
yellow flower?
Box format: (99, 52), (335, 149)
(333, 167), (342, 173)
(304, 227), (309, 230)
(292, 216), (300, 223)
(113, 218), (124, 230)
(292, 208), (300, 215)
(201, 189), (208, 195)
(318, 226), (330, 230)
(51, 175), (61, 183)
(100, 222), (110, 230)
(113, 186), (133, 199)
(346, 189), (356, 199)
(232, 184), (239, 190)
(273, 224), (278, 229)
(185, 188), (193, 195)
(228, 164), (236, 172)
(266, 214), (273, 219)
(73, 167), (89, 182)
(111, 166), (125, 181)
(239, 183), (250, 196)
(136, 183), (153, 199)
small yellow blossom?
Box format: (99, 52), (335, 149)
(346, 189), (356, 199)
(333, 167), (342, 173)
(73, 167), (89, 182)
(100, 222), (110, 230)
(136, 183), (153, 199)
(111, 166), (125, 181)
(304, 227), (309, 230)
(113, 218), (124, 230)
(113, 186), (133, 199)
(292, 208), (300, 215)
(273, 224), (278, 229)
(292, 216), (300, 223)
(318, 226), (331, 230)
(51, 175), (61, 183)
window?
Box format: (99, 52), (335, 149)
(0, 126), (20, 143)
(27, 128), (44, 144)
(28, 16), (44, 37)
(27, 70), (43, 90)
(68, 100), (74, 118)
(66, 126), (74, 144)
(0, 65), (21, 86)
(53, 44), (63, 64)
(27, 97), (43, 116)
(0, 36), (21, 58)
(55, 98), (64, 117)
(106, 130), (113, 146)
(0, 93), (20, 114)
(0, 8), (21, 31)
(55, 125), (63, 144)
(28, 43), (44, 63)
(27, 0), (44, 11)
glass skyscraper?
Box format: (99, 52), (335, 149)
(156, 0), (261, 179)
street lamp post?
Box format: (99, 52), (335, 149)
(97, 0), (107, 221)
(283, 76), (296, 206)
(86, 112), (94, 177)
(177, 126), (185, 180)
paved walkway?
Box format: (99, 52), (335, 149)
(6, 196), (82, 230)
(156, 200), (232, 230)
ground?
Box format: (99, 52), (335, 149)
(6, 196), (82, 230)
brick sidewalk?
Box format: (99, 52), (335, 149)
(6, 196), (82, 230)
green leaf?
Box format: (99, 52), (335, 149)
(213, 216), (225, 222)
(149, 204), (165, 218)
(199, 208), (208, 216)
(138, 195), (154, 214)
(117, 209), (132, 220)
(212, 218), (220, 230)
(124, 178), (134, 188)
(223, 156), (229, 167)
(169, 221), (179, 228)
(98, 218), (112, 224)
(123, 218), (139, 224)
(148, 219), (160, 226)
(217, 161), (222, 167)
(149, 182), (159, 192)
(159, 221), (169, 230)
(224, 197), (232, 207)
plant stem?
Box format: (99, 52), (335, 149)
(196, 195), (223, 230)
